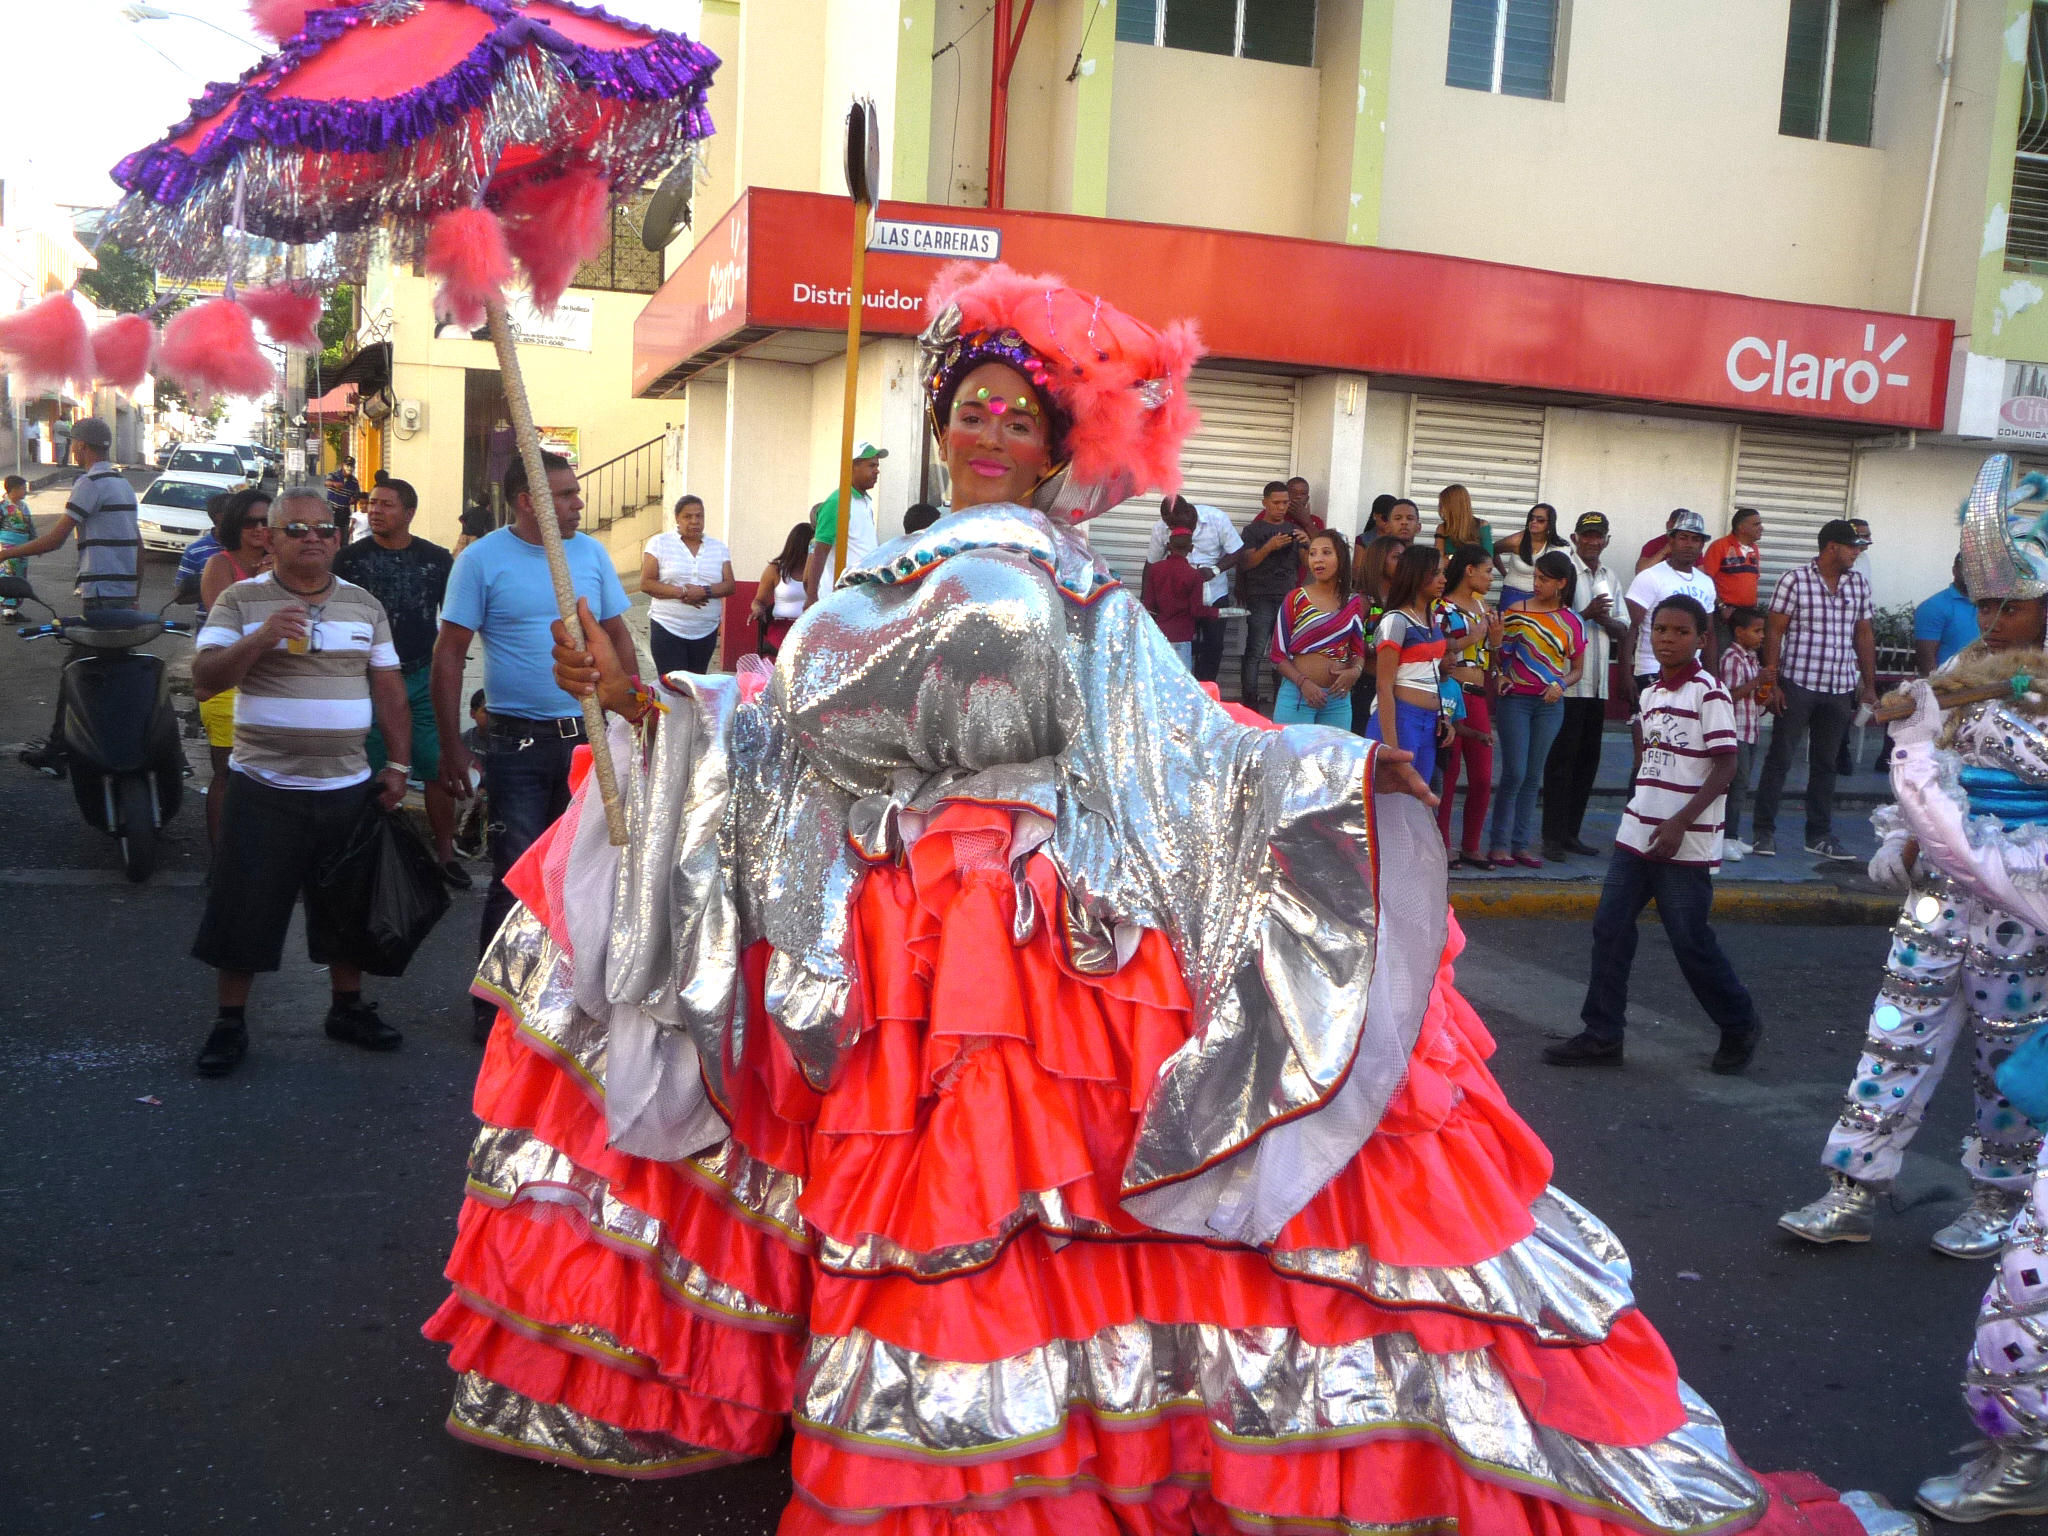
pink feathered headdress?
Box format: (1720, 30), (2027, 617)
(919, 263), (1201, 520)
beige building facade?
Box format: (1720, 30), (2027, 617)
(620, 0), (2048, 615)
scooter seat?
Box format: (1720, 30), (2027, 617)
(61, 611), (164, 647)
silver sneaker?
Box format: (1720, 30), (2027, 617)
(1778, 1171), (1877, 1244)
(1916, 1443), (2048, 1523)
(1932, 1187), (2026, 1259)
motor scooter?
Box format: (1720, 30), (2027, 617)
(1, 572), (196, 881)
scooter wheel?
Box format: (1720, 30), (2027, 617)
(115, 774), (157, 882)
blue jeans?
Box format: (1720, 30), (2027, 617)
(1365, 697), (1439, 783)
(1273, 678), (1351, 727)
(476, 721), (580, 1019)
(1580, 845), (1759, 1044)
(1487, 692), (1563, 853)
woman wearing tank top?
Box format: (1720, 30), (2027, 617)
(196, 488), (273, 854)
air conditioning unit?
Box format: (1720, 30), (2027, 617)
(361, 389), (394, 424)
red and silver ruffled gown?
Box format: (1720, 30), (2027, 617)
(424, 505), (1869, 1535)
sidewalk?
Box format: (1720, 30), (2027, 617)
(1443, 719), (1897, 922)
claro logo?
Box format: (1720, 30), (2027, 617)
(1725, 324), (1912, 405)
(707, 210), (746, 323)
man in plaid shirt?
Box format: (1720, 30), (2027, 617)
(1751, 519), (1877, 860)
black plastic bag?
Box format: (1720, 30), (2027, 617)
(318, 798), (452, 977)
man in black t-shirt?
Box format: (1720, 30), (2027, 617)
(1236, 481), (1308, 714)
(333, 477), (466, 886)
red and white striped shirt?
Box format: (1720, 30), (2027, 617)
(1619, 663), (1739, 868)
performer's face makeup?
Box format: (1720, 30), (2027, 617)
(945, 363), (1052, 509)
(1977, 596), (2048, 653)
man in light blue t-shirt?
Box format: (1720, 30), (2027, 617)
(1913, 554), (1980, 675)
(431, 449), (632, 1041)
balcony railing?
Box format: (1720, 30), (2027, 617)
(581, 434), (665, 532)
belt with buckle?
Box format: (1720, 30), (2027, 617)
(489, 714), (586, 743)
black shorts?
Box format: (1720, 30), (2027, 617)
(191, 771), (372, 974)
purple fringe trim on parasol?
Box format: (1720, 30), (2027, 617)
(111, 0), (717, 213)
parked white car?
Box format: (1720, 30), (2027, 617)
(136, 473), (227, 554)
(159, 443), (256, 491)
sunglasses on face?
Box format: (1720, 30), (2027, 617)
(279, 522), (340, 541)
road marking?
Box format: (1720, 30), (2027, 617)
(0, 868), (204, 886)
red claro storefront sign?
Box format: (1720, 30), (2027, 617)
(636, 189), (1952, 430)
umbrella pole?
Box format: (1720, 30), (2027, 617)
(833, 197), (871, 579)
(485, 298), (630, 847)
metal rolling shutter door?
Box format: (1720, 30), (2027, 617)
(1733, 428), (1854, 601)
(1404, 398), (1546, 544)
(1086, 370), (1299, 699)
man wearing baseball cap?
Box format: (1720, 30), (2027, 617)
(4, 416), (142, 773)
(1623, 509), (1717, 698)
(1751, 518), (1876, 860)
(1542, 512), (1632, 858)
(804, 441), (887, 602)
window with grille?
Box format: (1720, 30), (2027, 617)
(1444, 0), (1560, 100)
(1114, 0), (1316, 66)
(572, 199), (664, 295)
(1778, 0), (1882, 147)
(2011, 4), (2048, 269)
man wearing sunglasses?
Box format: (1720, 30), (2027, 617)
(188, 485), (414, 1078)
(432, 450), (632, 1045)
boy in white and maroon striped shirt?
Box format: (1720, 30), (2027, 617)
(1544, 594), (1762, 1074)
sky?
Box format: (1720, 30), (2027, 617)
(8, 0), (703, 214)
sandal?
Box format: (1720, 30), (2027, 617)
(1457, 849), (1494, 871)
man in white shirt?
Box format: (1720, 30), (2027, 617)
(1623, 508), (1717, 698)
(1542, 512), (1631, 859)
(804, 441), (886, 601)
(1145, 495), (1242, 682)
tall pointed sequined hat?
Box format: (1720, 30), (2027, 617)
(1961, 453), (2048, 603)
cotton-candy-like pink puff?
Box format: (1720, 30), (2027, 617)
(502, 170), (612, 316)
(238, 284), (323, 351)
(247, 0), (337, 43)
(90, 314), (157, 392)
(0, 292), (95, 393)
(158, 298), (275, 401)
(425, 207), (514, 331)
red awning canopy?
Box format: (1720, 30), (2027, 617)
(305, 382), (357, 422)
(634, 188), (1953, 432)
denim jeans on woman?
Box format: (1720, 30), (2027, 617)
(1487, 691), (1563, 855)
(1272, 678), (1351, 728)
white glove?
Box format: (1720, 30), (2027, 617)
(1868, 834), (1914, 891)
(1887, 679), (1945, 750)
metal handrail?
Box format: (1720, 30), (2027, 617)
(580, 435), (666, 531)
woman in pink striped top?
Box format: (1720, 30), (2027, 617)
(1268, 530), (1366, 727)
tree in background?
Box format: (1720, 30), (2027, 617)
(316, 285), (355, 381)
(76, 242), (156, 315)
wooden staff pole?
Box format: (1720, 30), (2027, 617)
(833, 198), (870, 582)
(485, 298), (629, 846)
(1873, 679), (2033, 724)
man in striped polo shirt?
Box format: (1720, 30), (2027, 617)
(1544, 593), (1762, 1074)
(187, 484), (413, 1078)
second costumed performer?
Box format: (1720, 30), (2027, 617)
(424, 265), (1890, 1534)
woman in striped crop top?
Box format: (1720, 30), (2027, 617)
(1268, 529), (1366, 728)
(1366, 544), (1450, 783)
(1485, 550), (1586, 867)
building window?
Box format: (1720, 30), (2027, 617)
(572, 199), (664, 295)
(1444, 0), (1560, 100)
(1778, 0), (1882, 147)
(1114, 0), (1316, 67)
(2012, 4), (2048, 269)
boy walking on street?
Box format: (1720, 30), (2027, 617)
(1716, 607), (1767, 859)
(0, 475), (32, 618)
(1544, 594), (1762, 1073)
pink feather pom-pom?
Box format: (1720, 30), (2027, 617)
(238, 284), (323, 351)
(503, 171), (612, 316)
(158, 299), (275, 401)
(0, 292), (95, 392)
(247, 0), (336, 43)
(425, 207), (514, 331)
(91, 314), (157, 392)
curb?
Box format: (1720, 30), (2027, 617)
(1450, 880), (1897, 924)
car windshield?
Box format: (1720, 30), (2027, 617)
(142, 481), (219, 511)
(169, 449), (244, 477)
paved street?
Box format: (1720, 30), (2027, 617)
(1, 534), (2042, 1533)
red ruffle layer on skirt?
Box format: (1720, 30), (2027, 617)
(426, 802), (1786, 1534)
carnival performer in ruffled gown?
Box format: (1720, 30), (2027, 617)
(424, 265), (1896, 1535)
(1867, 457), (2048, 1523)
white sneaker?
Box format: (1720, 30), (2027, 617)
(1724, 840), (1749, 862)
